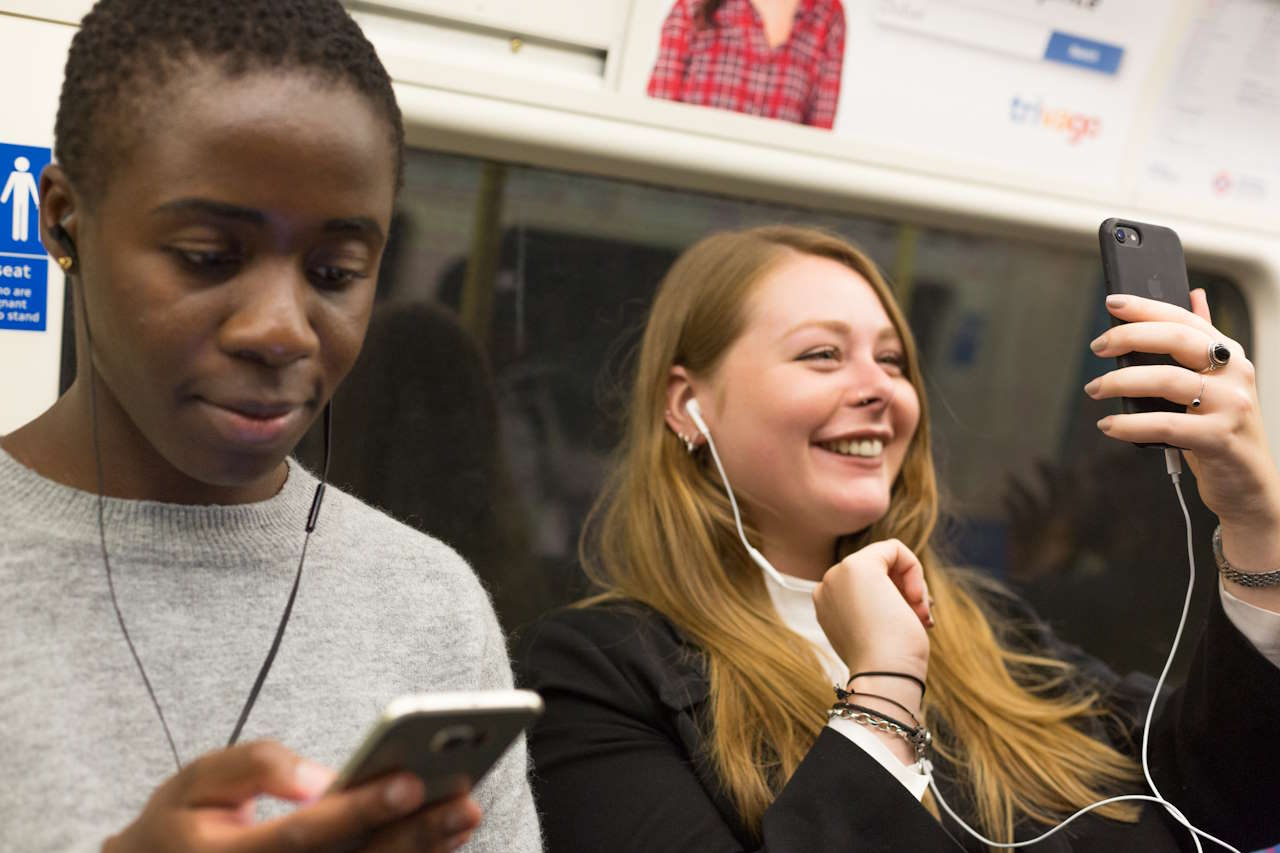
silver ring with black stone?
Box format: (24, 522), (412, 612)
(1205, 341), (1231, 372)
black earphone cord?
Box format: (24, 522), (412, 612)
(80, 269), (332, 770)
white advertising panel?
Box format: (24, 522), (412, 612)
(625, 0), (1181, 197)
(836, 0), (1175, 191)
(1140, 0), (1280, 215)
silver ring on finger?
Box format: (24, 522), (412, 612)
(1191, 375), (1207, 410)
(1204, 341), (1231, 372)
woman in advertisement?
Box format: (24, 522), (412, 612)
(648, 0), (847, 130)
(519, 225), (1280, 850)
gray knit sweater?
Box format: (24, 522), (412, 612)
(0, 447), (541, 852)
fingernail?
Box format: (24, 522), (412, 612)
(295, 761), (335, 794)
(1089, 335), (1108, 353)
(1106, 295), (1127, 308)
(385, 776), (424, 812)
(443, 805), (473, 834)
(1083, 378), (1101, 396)
(447, 834), (472, 852)
(1097, 416), (1114, 431)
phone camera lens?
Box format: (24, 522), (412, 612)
(1115, 227), (1126, 244)
(430, 724), (488, 752)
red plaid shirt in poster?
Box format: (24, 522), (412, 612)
(647, 0), (846, 129)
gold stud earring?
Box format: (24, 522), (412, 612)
(56, 256), (74, 271)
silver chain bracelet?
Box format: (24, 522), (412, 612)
(1213, 524), (1280, 588)
(829, 703), (933, 762)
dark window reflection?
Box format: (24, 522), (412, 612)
(298, 149), (1252, 683)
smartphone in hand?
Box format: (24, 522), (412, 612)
(1097, 218), (1193, 442)
(331, 690), (543, 802)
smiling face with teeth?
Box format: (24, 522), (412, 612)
(682, 251), (921, 577)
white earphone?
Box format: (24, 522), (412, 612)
(685, 398), (814, 593)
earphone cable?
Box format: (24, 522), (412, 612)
(701, 427), (757, 563)
(689, 395), (1246, 848)
(83, 297), (183, 769)
(924, 448), (1240, 852)
(80, 278), (333, 768)
(689, 402), (814, 593)
(227, 403), (331, 747)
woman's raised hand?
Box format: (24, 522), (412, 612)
(1087, 291), (1280, 527)
(813, 538), (934, 683)
(103, 740), (482, 853)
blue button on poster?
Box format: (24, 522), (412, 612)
(0, 141), (52, 332)
(1044, 32), (1124, 75)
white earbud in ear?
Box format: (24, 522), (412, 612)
(685, 398), (708, 437)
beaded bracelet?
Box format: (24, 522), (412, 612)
(828, 701), (933, 762)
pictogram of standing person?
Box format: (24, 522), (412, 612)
(2, 156), (40, 242)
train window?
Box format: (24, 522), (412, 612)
(296, 148), (1253, 680)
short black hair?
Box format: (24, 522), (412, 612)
(55, 0), (405, 203)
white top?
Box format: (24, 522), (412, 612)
(764, 565), (1280, 802)
(1220, 578), (1280, 661)
(763, 570), (932, 799)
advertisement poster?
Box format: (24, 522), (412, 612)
(631, 0), (1176, 192)
(1140, 0), (1280, 212)
(644, 0), (848, 129)
(835, 0), (1173, 187)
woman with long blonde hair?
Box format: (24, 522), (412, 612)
(518, 225), (1280, 850)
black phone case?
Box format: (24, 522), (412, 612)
(1097, 218), (1192, 433)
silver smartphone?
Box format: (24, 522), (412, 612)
(330, 690), (543, 803)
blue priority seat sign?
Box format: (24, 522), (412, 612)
(0, 141), (52, 331)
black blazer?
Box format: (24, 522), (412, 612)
(516, 586), (1280, 852)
